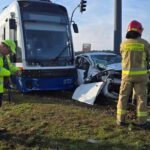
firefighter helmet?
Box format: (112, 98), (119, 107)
(2, 39), (16, 54)
(127, 20), (143, 34)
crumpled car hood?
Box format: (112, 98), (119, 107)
(106, 63), (122, 71)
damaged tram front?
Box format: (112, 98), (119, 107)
(0, 0), (77, 92)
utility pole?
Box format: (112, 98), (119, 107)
(114, 0), (122, 54)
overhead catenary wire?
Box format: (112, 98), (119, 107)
(0, 0), (13, 11)
(0, 0), (12, 5)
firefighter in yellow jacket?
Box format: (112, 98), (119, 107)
(0, 39), (19, 107)
(116, 20), (150, 128)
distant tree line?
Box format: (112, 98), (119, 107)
(75, 50), (114, 55)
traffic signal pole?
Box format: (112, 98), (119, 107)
(114, 0), (122, 54)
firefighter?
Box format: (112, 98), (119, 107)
(116, 20), (150, 128)
(0, 39), (19, 107)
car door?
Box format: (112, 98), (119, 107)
(75, 56), (91, 85)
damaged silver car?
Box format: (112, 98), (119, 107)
(75, 52), (121, 84)
(73, 52), (123, 105)
(73, 52), (150, 105)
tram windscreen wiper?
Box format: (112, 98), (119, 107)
(53, 43), (70, 62)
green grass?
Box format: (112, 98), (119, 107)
(0, 91), (150, 150)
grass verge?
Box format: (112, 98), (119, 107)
(0, 91), (150, 150)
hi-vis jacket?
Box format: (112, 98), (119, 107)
(120, 38), (150, 76)
(0, 54), (18, 93)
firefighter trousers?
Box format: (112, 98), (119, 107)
(117, 74), (149, 125)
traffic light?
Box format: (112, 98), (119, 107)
(80, 0), (87, 13)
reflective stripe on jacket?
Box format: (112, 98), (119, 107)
(120, 38), (150, 75)
(5, 56), (19, 74)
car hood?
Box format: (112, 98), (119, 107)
(106, 63), (122, 71)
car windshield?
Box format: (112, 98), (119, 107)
(91, 54), (121, 66)
(107, 55), (121, 64)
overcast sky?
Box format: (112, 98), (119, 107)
(1, 0), (150, 51)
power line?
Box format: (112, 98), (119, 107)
(0, 0), (13, 5)
(0, 0), (13, 10)
(0, 0), (11, 5)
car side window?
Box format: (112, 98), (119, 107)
(82, 57), (90, 70)
(75, 56), (90, 70)
(75, 57), (82, 68)
(84, 55), (90, 62)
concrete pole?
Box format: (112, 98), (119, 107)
(114, 0), (122, 54)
